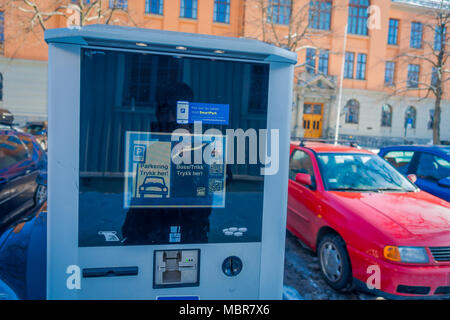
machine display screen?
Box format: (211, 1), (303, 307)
(78, 48), (269, 247)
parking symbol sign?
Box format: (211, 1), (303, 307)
(133, 145), (146, 163)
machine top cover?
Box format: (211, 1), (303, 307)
(44, 24), (297, 64)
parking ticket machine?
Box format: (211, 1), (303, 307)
(45, 25), (296, 299)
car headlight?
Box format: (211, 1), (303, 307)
(163, 187), (168, 192)
(384, 246), (429, 263)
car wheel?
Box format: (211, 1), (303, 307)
(34, 184), (47, 206)
(318, 233), (353, 291)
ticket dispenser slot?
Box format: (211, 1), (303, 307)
(154, 249), (200, 288)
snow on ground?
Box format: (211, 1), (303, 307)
(283, 231), (376, 300)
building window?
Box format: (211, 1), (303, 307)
(356, 53), (367, 80)
(345, 99), (359, 124)
(410, 22), (423, 49)
(428, 109), (434, 130)
(306, 48), (316, 74)
(344, 52), (354, 79)
(145, 0), (163, 15)
(385, 61), (395, 86)
(348, 0), (369, 36)
(318, 50), (329, 75)
(268, 0), (291, 25)
(431, 67), (439, 87)
(109, 0), (127, 10)
(407, 64), (420, 88)
(309, 0), (332, 30)
(0, 11), (4, 45)
(405, 106), (416, 129)
(381, 104), (392, 127)
(214, 0), (230, 23)
(434, 25), (446, 51)
(388, 19), (399, 45)
(180, 0), (198, 19)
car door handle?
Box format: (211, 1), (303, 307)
(82, 266), (139, 278)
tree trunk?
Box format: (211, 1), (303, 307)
(433, 90), (442, 145)
(433, 20), (445, 146)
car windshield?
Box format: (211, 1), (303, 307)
(317, 153), (417, 192)
(144, 177), (164, 184)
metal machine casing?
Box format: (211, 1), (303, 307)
(45, 25), (296, 300)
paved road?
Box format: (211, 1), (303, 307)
(283, 230), (376, 300)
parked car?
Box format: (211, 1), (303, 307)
(21, 121), (47, 151)
(287, 141), (450, 299)
(379, 145), (450, 202)
(14, 128), (47, 205)
(0, 110), (47, 231)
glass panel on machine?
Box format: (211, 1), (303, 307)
(78, 48), (269, 247)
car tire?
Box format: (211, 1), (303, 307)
(34, 184), (47, 206)
(318, 233), (353, 292)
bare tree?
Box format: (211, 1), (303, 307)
(393, 0), (450, 144)
(9, 0), (137, 31)
(0, 0), (138, 60)
(244, 0), (334, 51)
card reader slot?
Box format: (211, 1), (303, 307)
(82, 266), (139, 278)
(158, 265), (196, 271)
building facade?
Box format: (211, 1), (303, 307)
(0, 0), (448, 147)
(283, 0), (450, 146)
(0, 0), (245, 124)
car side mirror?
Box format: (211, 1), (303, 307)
(438, 177), (450, 188)
(407, 174), (417, 183)
(295, 173), (312, 187)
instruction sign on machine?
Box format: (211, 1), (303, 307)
(124, 131), (227, 208)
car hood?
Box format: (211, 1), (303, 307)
(330, 191), (450, 242)
(0, 203), (47, 300)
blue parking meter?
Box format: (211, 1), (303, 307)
(45, 25), (296, 299)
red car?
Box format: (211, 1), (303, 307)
(287, 141), (450, 299)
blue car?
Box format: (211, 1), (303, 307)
(0, 203), (46, 300)
(379, 145), (450, 202)
(0, 110), (47, 231)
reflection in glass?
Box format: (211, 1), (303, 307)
(79, 49), (269, 247)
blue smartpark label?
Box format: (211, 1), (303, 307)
(124, 131), (226, 209)
(157, 296), (199, 300)
(177, 101), (229, 125)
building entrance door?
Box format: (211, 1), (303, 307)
(302, 103), (323, 138)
